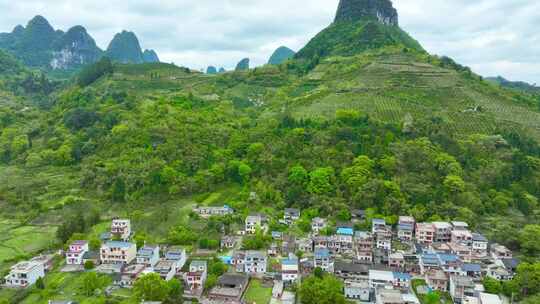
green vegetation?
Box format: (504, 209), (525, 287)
(298, 272), (346, 304)
(296, 20), (422, 64)
(412, 279), (452, 304)
(77, 57), (113, 87)
(244, 279), (272, 304)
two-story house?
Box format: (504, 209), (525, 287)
(186, 260), (207, 291)
(4, 261), (45, 288)
(111, 219), (131, 241)
(398, 216), (415, 241)
(314, 248), (333, 272)
(416, 223), (435, 244)
(245, 214), (267, 234)
(281, 256), (299, 284)
(433, 222), (453, 243)
(165, 247), (187, 271)
(100, 241), (137, 265)
(66, 240), (89, 265)
(282, 208), (300, 225)
(220, 236), (239, 250)
(311, 217), (326, 235)
(155, 259), (177, 281)
(449, 275), (476, 303)
(136, 245), (160, 268)
(244, 251), (267, 274)
(472, 233), (488, 256)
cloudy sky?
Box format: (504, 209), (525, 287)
(0, 0), (539, 84)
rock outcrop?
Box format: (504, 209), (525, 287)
(268, 46), (295, 65)
(50, 26), (102, 70)
(206, 66), (217, 74)
(335, 0), (398, 26)
(235, 58), (250, 71)
(106, 31), (144, 64)
(143, 49), (160, 63)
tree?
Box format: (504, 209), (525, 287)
(238, 163), (252, 184)
(133, 273), (170, 302)
(165, 278), (184, 304)
(519, 225), (540, 257)
(483, 277), (502, 295)
(84, 260), (95, 270)
(80, 272), (110, 296)
(308, 167), (335, 195)
(35, 277), (45, 289)
(424, 292), (440, 304)
(444, 175), (465, 195)
(77, 57), (113, 87)
(298, 273), (346, 304)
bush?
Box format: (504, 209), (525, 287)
(77, 57), (113, 87)
(84, 260), (95, 270)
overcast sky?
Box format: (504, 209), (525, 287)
(0, 0), (538, 84)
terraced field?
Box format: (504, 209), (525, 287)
(287, 52), (540, 139)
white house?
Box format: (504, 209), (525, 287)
(369, 270), (394, 289)
(472, 233), (488, 255)
(186, 260), (207, 291)
(282, 208), (300, 225)
(4, 261), (45, 288)
(111, 219), (131, 241)
(136, 245), (160, 268)
(66, 240), (89, 265)
(281, 257), (299, 283)
(244, 251), (267, 274)
(344, 281), (371, 302)
(165, 247), (187, 270)
(314, 248), (333, 272)
(245, 214), (267, 234)
(311, 217), (327, 235)
(100, 241), (137, 265)
(155, 259), (178, 281)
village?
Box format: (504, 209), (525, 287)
(1, 205), (518, 304)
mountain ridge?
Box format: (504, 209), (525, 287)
(0, 16), (160, 71)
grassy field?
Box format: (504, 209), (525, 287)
(0, 217), (57, 270)
(412, 279), (453, 304)
(244, 279), (273, 304)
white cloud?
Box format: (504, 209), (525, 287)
(0, 0), (538, 83)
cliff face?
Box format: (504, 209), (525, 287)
(50, 26), (103, 70)
(335, 0), (398, 26)
(268, 46), (295, 65)
(143, 49), (160, 63)
(106, 31), (145, 64)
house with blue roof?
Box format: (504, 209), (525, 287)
(337, 227), (354, 236)
(136, 245), (160, 267)
(314, 248), (333, 272)
(461, 263), (482, 278)
(393, 272), (412, 289)
(281, 257), (299, 284)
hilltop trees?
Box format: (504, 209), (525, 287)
(77, 57), (113, 87)
(299, 273), (347, 304)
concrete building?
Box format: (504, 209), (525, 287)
(136, 245), (160, 268)
(100, 241), (137, 265)
(111, 219), (131, 241)
(66, 240), (89, 265)
(4, 261), (45, 288)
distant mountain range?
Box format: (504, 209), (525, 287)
(486, 76), (540, 94)
(0, 15), (159, 71)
